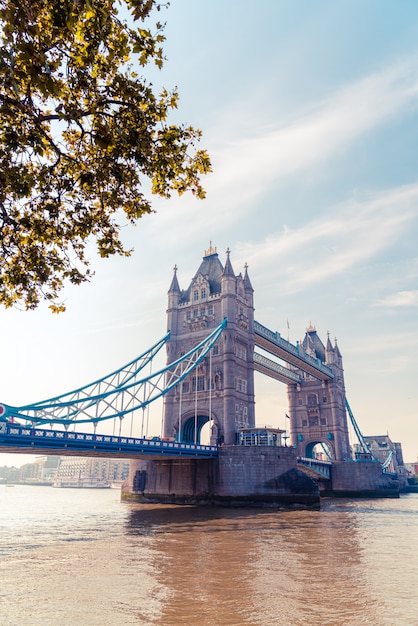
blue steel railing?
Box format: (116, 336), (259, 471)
(0, 421), (218, 458)
(298, 456), (332, 479)
(254, 321), (334, 379)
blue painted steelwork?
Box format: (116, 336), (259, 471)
(0, 421), (218, 458)
(382, 449), (394, 469)
(345, 399), (377, 461)
(297, 456), (332, 479)
(0, 319), (227, 428)
(254, 321), (334, 381)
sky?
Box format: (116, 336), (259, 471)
(1, 0), (418, 467)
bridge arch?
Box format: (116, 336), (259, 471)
(304, 440), (334, 461)
(181, 414), (210, 444)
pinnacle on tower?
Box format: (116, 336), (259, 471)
(205, 241), (217, 257)
(168, 264), (180, 293)
(243, 262), (253, 292)
(222, 247), (235, 276)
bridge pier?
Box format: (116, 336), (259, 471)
(122, 446), (320, 509)
(321, 460), (400, 498)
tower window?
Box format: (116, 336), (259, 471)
(201, 288), (206, 299)
(186, 311), (191, 320)
(235, 344), (247, 360)
(193, 309), (198, 318)
(191, 376), (205, 392)
(201, 307), (206, 316)
(208, 305), (214, 315)
(235, 378), (247, 393)
(213, 345), (219, 356)
(193, 290), (199, 301)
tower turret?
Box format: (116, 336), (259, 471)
(288, 324), (351, 461)
(163, 245), (255, 445)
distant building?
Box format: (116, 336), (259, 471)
(363, 435), (403, 469)
(56, 456), (130, 482)
(359, 435), (409, 488)
(19, 456), (60, 483)
(0, 464), (19, 483)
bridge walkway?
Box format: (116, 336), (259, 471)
(297, 457), (332, 480)
(254, 321), (334, 381)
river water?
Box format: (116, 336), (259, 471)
(0, 486), (417, 626)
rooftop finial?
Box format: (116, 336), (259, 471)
(204, 241), (217, 256)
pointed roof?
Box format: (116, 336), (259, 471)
(243, 262), (253, 292)
(334, 338), (342, 358)
(302, 324), (326, 363)
(168, 265), (180, 293)
(180, 244), (224, 302)
(222, 247), (235, 277)
(326, 331), (334, 353)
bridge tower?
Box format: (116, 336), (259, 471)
(163, 244), (255, 445)
(287, 325), (351, 461)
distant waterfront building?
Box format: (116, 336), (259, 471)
(19, 456), (60, 483)
(56, 456), (130, 482)
(0, 464), (19, 483)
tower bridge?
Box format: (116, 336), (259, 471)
(0, 245), (404, 505)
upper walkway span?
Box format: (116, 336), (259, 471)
(254, 321), (334, 381)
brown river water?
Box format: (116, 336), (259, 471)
(0, 485), (417, 625)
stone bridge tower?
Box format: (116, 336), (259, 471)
(287, 325), (351, 461)
(163, 244), (255, 445)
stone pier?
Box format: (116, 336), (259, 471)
(122, 446), (320, 509)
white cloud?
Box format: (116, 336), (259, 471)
(144, 52), (418, 248)
(375, 290), (418, 307)
(202, 54), (418, 207)
(235, 184), (418, 292)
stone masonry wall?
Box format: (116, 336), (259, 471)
(122, 446), (320, 508)
(330, 461), (399, 495)
(216, 445), (299, 495)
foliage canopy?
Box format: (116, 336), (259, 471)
(0, 0), (211, 311)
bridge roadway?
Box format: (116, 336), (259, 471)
(297, 456), (332, 480)
(0, 421), (218, 459)
(254, 321), (334, 381)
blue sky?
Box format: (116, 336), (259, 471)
(1, 0), (418, 466)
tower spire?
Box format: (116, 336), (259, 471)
(168, 264), (180, 293)
(243, 262), (253, 292)
(222, 247), (235, 276)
